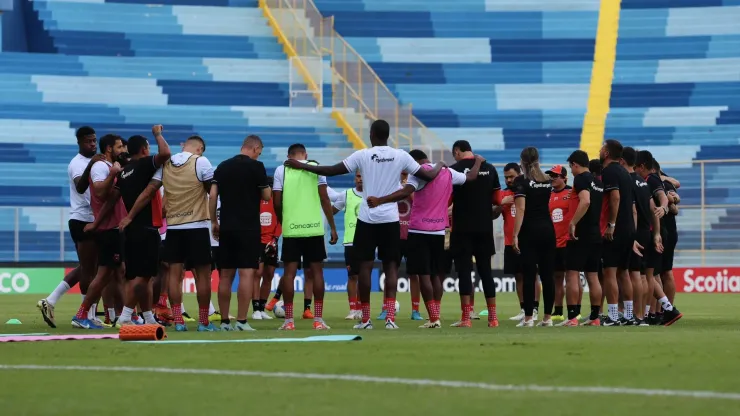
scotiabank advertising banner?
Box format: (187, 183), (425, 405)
(379, 269), (518, 293)
(674, 267), (740, 293)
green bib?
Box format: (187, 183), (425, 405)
(282, 162), (324, 238)
(343, 189), (362, 245)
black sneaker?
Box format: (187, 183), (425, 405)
(637, 319), (649, 327)
(599, 314), (608, 321)
(601, 317), (621, 326)
(655, 313), (665, 326)
(662, 308), (683, 326)
(647, 313), (658, 325)
(620, 317), (637, 326)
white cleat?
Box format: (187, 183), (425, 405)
(533, 309), (539, 321)
(537, 319), (553, 327)
(510, 310), (525, 321)
(471, 309), (481, 320)
(220, 322), (234, 331)
(516, 319), (534, 328)
(91, 317), (108, 327)
(385, 319), (399, 330)
(235, 321), (255, 331)
(37, 299), (56, 328)
(259, 311), (273, 320)
(345, 311), (356, 320)
(132, 315), (145, 325)
(419, 320), (441, 328)
(252, 311), (263, 320)
(353, 320), (373, 330)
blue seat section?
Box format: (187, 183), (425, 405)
(316, 0), (598, 157)
(0, 0), (354, 261)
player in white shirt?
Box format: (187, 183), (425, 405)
(284, 120), (444, 329)
(38, 127), (104, 328)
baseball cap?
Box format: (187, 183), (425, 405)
(545, 165), (567, 177)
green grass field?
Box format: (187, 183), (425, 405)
(0, 292), (739, 415)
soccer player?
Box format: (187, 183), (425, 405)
(285, 120), (443, 329)
(499, 163), (541, 321)
(255, 176), (281, 319)
(635, 152), (682, 326)
(273, 143), (337, 330)
(72, 134), (128, 329)
(372, 150), (483, 328)
(621, 147), (653, 326)
(546, 165), (573, 322)
(512, 147), (556, 327)
(599, 140), (635, 326)
(38, 127), (102, 328)
(333, 172), (364, 320)
(563, 151), (604, 326)
(209, 135), (270, 331)
(162, 135), (217, 331)
(116, 126), (171, 324)
(656, 159), (680, 304)
(448, 140), (502, 326)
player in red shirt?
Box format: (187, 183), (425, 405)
(545, 165), (577, 323)
(498, 163), (541, 322)
(253, 176), (282, 318)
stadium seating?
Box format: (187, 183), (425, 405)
(311, 0), (740, 264)
(0, 0), (357, 261)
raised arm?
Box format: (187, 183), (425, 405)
(151, 125), (171, 167)
(464, 155), (484, 181)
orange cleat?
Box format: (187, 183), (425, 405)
(450, 320), (472, 328)
(488, 319), (499, 328)
(154, 304), (173, 321)
(278, 321), (295, 331)
(313, 321), (331, 330)
(563, 318), (580, 327)
(302, 309), (314, 319)
(265, 298), (279, 312)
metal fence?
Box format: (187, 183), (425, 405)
(1, 159), (739, 265)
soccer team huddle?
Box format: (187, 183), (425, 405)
(36, 119), (682, 332)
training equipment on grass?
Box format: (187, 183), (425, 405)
(5, 319), (21, 325)
(0, 334), (119, 342)
(273, 300), (286, 318)
(119, 324), (167, 341)
(0, 333), (50, 337)
(130, 334), (362, 344)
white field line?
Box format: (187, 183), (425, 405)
(1, 364), (739, 401)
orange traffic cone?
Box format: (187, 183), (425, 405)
(119, 324), (166, 341)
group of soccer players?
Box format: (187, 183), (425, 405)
(37, 120), (683, 331)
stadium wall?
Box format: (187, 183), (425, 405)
(0, 267), (737, 295)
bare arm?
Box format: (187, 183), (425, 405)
(570, 190), (591, 227)
(377, 184), (415, 205)
(261, 187), (271, 201)
(649, 198), (661, 238)
(75, 154), (105, 194)
(285, 160), (349, 177)
(93, 169), (118, 200)
(661, 175), (680, 189)
(413, 162), (444, 182)
(654, 189), (669, 219)
(274, 190), (283, 225)
(123, 179), (162, 223)
(319, 185), (338, 243)
(209, 184), (219, 226)
(513, 197), (525, 240)
(152, 126), (171, 167)
(632, 204), (637, 232)
(86, 188), (120, 231)
(607, 190), (619, 225)
(464, 156), (484, 181)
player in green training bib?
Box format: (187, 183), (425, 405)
(333, 171), (363, 320)
(273, 144), (338, 331)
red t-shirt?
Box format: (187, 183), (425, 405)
(549, 186), (571, 248)
(260, 199), (281, 243)
(501, 189), (515, 246)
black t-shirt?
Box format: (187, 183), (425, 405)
(645, 173), (667, 238)
(630, 172), (652, 235)
(663, 180), (678, 237)
(449, 158), (501, 233)
(572, 172), (603, 242)
(115, 155), (161, 228)
(512, 175), (553, 234)
(213, 155), (268, 231)
(601, 162), (635, 238)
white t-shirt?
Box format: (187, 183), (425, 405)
(166, 152), (214, 230)
(406, 164), (467, 235)
(209, 196), (221, 246)
(272, 162), (328, 191)
(342, 147), (421, 224)
(68, 153), (94, 222)
(90, 159), (113, 184)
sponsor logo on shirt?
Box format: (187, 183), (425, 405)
(592, 182), (604, 192)
(634, 180), (648, 188)
(463, 168), (489, 176)
(551, 208), (564, 223)
(370, 154), (395, 163)
(529, 181), (551, 189)
(289, 222), (321, 230)
(260, 212), (272, 226)
(121, 169), (135, 179)
(422, 218), (445, 223)
(169, 210), (193, 218)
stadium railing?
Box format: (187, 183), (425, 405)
(260, 0), (449, 162)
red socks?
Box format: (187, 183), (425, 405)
(172, 304), (184, 325)
(384, 298), (396, 321)
(315, 300), (323, 319)
(285, 302), (294, 320)
(361, 302), (370, 323)
(487, 304), (497, 322)
(75, 304), (89, 320)
(198, 307), (209, 325)
(412, 297), (420, 312)
(462, 304), (472, 322)
(349, 297), (358, 311)
(158, 293), (168, 307)
(426, 300), (440, 322)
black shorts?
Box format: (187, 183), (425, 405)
(443, 250), (454, 275)
(503, 245), (522, 275)
(163, 228), (212, 267)
(399, 238), (409, 263)
(95, 228), (123, 268)
(123, 227), (161, 280)
(344, 245), (360, 277)
(281, 235), (327, 264)
(602, 235), (633, 270)
(219, 228), (260, 270)
(260, 242), (279, 267)
(451, 229), (495, 273)
(554, 247), (567, 272)
(661, 234), (677, 273)
(566, 240), (602, 273)
(645, 237), (663, 273)
(630, 230), (650, 274)
(406, 232), (446, 276)
(159, 238), (166, 264)
(353, 220), (400, 262)
(68, 219), (93, 245)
